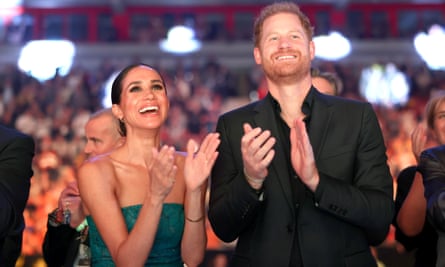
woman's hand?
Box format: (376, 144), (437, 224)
(411, 123), (428, 163)
(148, 145), (177, 200)
(184, 133), (220, 192)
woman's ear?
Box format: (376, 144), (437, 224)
(111, 104), (123, 120)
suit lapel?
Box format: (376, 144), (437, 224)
(308, 91), (333, 161)
(253, 98), (294, 210)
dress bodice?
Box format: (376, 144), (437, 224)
(86, 203), (184, 267)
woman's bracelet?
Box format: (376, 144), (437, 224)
(185, 215), (205, 223)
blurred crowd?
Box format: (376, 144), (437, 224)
(0, 56), (444, 266)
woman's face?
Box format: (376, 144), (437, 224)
(432, 101), (445, 145)
(113, 65), (169, 131)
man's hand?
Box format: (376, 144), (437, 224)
(290, 119), (319, 192)
(241, 123), (276, 189)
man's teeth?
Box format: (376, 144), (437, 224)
(139, 106), (158, 113)
(277, 55), (295, 60)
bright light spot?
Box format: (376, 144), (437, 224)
(0, 0), (22, 8)
(313, 31), (351, 61)
(159, 25), (201, 54)
(0, 0), (23, 23)
(359, 63), (410, 107)
(414, 24), (445, 70)
(17, 40), (75, 81)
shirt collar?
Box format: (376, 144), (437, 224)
(266, 87), (315, 119)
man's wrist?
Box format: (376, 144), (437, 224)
(48, 208), (64, 227)
(244, 168), (264, 190)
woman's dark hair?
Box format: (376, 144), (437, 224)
(111, 63), (166, 136)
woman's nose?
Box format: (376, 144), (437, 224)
(144, 89), (155, 99)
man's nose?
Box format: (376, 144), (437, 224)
(83, 143), (93, 157)
(279, 37), (291, 48)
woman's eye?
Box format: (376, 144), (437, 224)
(129, 86), (141, 92)
(152, 84), (163, 90)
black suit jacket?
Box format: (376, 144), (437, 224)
(0, 124), (34, 267)
(418, 145), (445, 233)
(208, 90), (394, 267)
(418, 145), (445, 267)
(42, 214), (81, 267)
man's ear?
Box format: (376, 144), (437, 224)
(309, 40), (315, 60)
(253, 47), (262, 65)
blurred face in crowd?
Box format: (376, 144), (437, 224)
(312, 76), (336, 96)
(253, 12), (314, 86)
(432, 100), (445, 145)
(112, 64), (169, 133)
(83, 113), (124, 158)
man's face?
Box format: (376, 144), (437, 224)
(253, 13), (314, 85)
(83, 115), (121, 158)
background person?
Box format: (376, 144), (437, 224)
(414, 94), (445, 267)
(208, 2), (394, 266)
(42, 108), (125, 267)
(310, 67), (343, 96)
(392, 95), (445, 267)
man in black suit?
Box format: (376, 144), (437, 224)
(0, 124), (35, 267)
(207, 2), (394, 266)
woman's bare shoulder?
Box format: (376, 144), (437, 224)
(78, 155), (115, 183)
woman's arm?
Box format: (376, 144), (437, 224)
(181, 133), (220, 267)
(396, 171), (427, 236)
(181, 183), (207, 267)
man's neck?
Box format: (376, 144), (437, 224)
(268, 81), (311, 126)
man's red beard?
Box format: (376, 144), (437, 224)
(262, 53), (311, 86)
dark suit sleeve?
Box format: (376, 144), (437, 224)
(0, 132), (34, 238)
(42, 215), (79, 267)
(208, 112), (264, 242)
(418, 147), (445, 233)
(313, 103), (394, 245)
(0, 129), (34, 266)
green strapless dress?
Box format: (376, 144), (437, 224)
(86, 203), (185, 267)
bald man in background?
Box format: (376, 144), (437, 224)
(43, 108), (125, 267)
